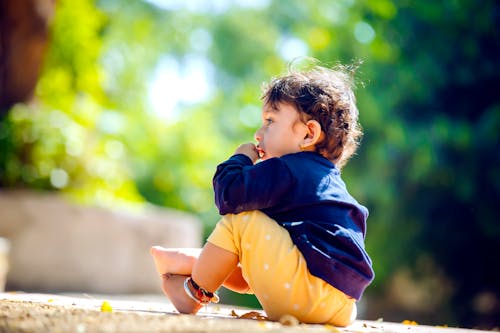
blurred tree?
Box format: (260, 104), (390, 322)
(0, 0), (144, 205)
(344, 0), (500, 327)
(0, 0), (55, 115)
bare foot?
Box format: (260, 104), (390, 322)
(150, 246), (201, 276)
(161, 273), (202, 314)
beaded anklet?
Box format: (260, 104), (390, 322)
(183, 277), (220, 304)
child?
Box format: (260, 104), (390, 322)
(150, 62), (374, 327)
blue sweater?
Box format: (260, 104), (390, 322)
(213, 151), (374, 300)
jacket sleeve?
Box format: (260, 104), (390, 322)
(213, 154), (294, 215)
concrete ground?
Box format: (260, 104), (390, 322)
(0, 292), (492, 333)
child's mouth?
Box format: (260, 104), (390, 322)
(256, 146), (265, 159)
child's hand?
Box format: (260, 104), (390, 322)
(235, 143), (259, 163)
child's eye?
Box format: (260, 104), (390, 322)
(265, 118), (273, 124)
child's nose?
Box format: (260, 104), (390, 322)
(254, 128), (262, 142)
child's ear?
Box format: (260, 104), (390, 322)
(302, 120), (324, 148)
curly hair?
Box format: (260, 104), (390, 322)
(261, 63), (363, 169)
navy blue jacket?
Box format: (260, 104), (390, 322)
(213, 151), (374, 300)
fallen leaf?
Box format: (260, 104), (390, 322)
(279, 314), (299, 326)
(324, 324), (341, 332)
(230, 310), (268, 321)
(100, 301), (112, 312)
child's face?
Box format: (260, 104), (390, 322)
(254, 102), (308, 160)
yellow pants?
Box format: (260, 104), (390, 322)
(207, 210), (356, 326)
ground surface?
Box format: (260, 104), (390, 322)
(0, 293), (492, 333)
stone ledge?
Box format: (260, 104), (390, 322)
(0, 292), (492, 333)
(0, 190), (202, 293)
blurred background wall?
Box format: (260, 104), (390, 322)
(0, 0), (499, 329)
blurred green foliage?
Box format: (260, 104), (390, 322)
(0, 0), (499, 328)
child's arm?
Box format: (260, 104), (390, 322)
(213, 151), (294, 215)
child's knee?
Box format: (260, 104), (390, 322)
(232, 210), (270, 224)
(229, 210), (278, 233)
